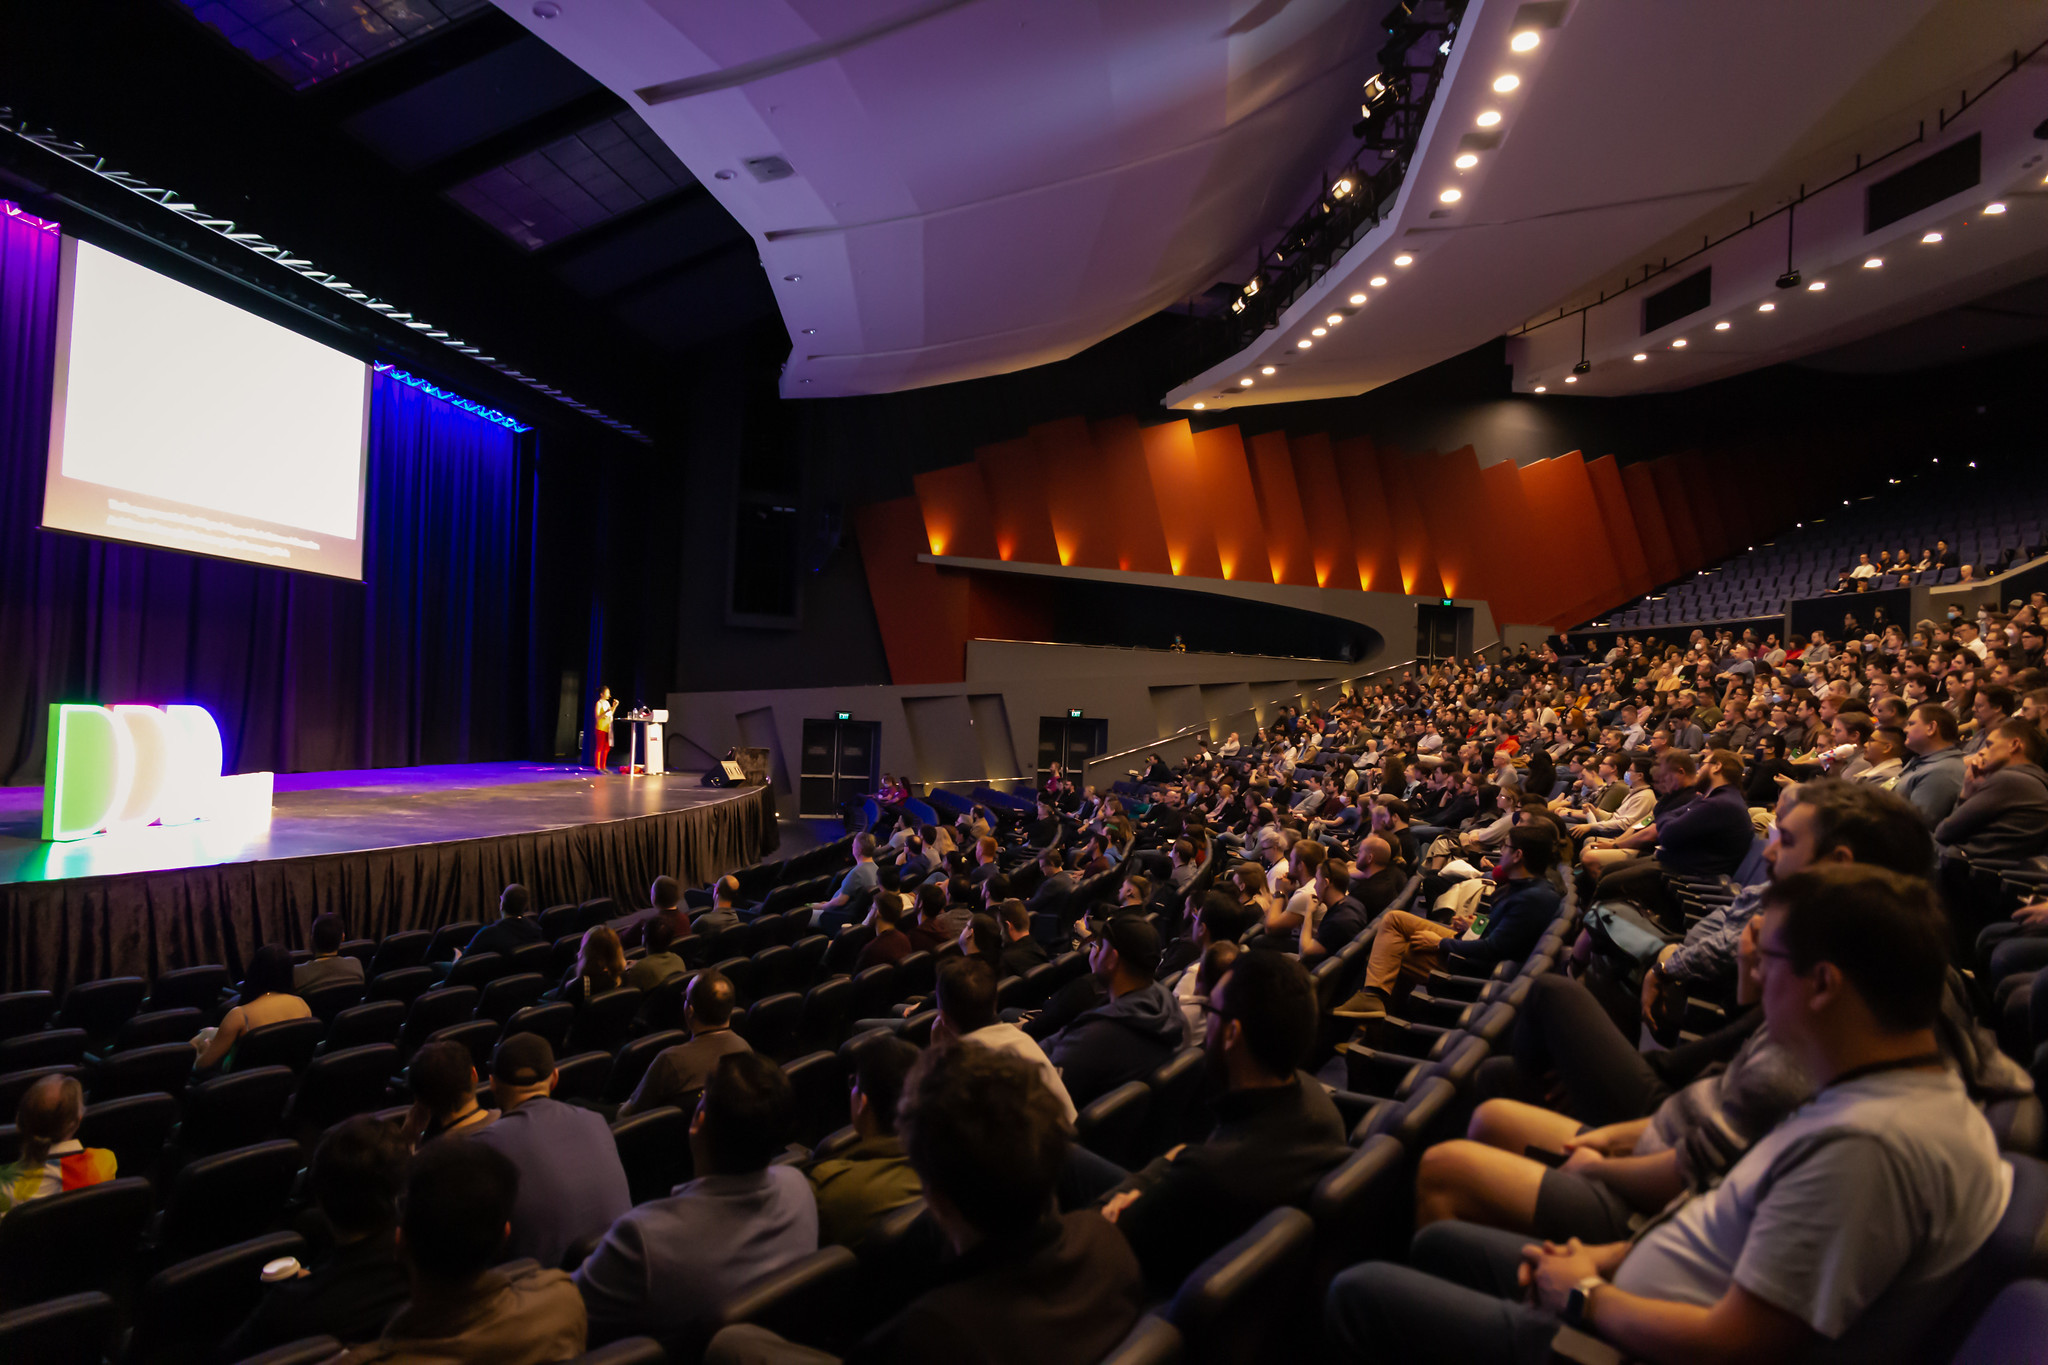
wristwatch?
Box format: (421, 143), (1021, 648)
(1563, 1275), (1604, 1329)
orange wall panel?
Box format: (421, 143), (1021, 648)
(1089, 416), (1173, 575)
(1287, 432), (1358, 590)
(1374, 444), (1443, 599)
(1413, 446), (1490, 603)
(975, 435), (1060, 565)
(1649, 458), (1705, 573)
(912, 462), (998, 560)
(853, 497), (969, 684)
(1675, 450), (1727, 564)
(1140, 420), (1224, 580)
(1246, 431), (1316, 586)
(1189, 424), (1271, 585)
(1032, 417), (1118, 570)
(1476, 459), (1538, 623)
(1622, 461), (1680, 586)
(1585, 455), (1651, 601)
(1522, 451), (1622, 628)
(1331, 437), (1400, 593)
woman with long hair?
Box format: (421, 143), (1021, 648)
(0, 1074), (116, 1218)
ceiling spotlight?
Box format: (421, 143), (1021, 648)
(1863, 257), (1883, 268)
(1193, 402), (1206, 410)
(1714, 321), (1731, 331)
(1533, 385), (1546, 392)
(1493, 74), (1520, 93)
(1349, 292), (1368, 304)
(1311, 327), (1327, 336)
(1985, 201), (2007, 214)
(1807, 280), (1825, 291)
(1455, 153), (1479, 169)
(1439, 189), (1462, 203)
(783, 274), (802, 282)
(1297, 339), (1313, 349)
(1394, 254), (1414, 266)
(1572, 359), (1590, 375)
(1758, 302), (1775, 312)
(1510, 29), (1540, 52)
(1671, 338), (1688, 348)
(1370, 276), (1388, 287)
(800, 328), (816, 334)
(1333, 178), (1354, 198)
(1919, 230), (1945, 245)
(1326, 314), (1343, 325)
(1563, 375), (1577, 383)
(1261, 366), (1276, 375)
(1477, 110), (1502, 127)
(1240, 378), (1255, 387)
(1775, 270), (1801, 290)
(1633, 352), (1647, 362)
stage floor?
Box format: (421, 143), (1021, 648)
(0, 761), (740, 886)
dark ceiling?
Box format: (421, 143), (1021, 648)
(0, 0), (784, 445)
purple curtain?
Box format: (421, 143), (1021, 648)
(0, 203), (537, 783)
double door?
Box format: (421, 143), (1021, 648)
(799, 718), (880, 817)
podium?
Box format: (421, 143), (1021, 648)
(619, 709), (667, 776)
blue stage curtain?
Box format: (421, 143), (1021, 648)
(0, 203), (537, 782)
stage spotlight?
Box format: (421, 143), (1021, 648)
(1572, 359), (1590, 375)
(1510, 29), (1540, 51)
(1775, 270), (1801, 289)
(1493, 74), (1520, 93)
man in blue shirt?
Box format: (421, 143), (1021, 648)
(810, 834), (880, 931)
(469, 1034), (631, 1271)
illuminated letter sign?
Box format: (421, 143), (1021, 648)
(41, 703), (271, 841)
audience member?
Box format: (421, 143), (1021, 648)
(695, 876), (745, 936)
(804, 1033), (922, 1247)
(931, 956), (1075, 1122)
(550, 925), (626, 1007)
(996, 898), (1050, 978)
(1935, 717), (2048, 858)
(457, 883), (544, 960)
(469, 1034), (632, 1269)
(403, 1039), (500, 1143)
(1897, 702), (1966, 823)
(296, 914), (365, 993)
(0, 1074), (115, 1218)
(1042, 916), (1184, 1108)
(575, 1052), (817, 1343)
(620, 970), (752, 1118)
(197, 942), (312, 1071)
(331, 1139), (585, 1365)
(624, 915), (690, 992)
(854, 891), (916, 970)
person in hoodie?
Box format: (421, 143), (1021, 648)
(1935, 717), (2048, 860)
(1042, 916), (1185, 1110)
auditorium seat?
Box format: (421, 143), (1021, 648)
(1951, 1280), (2048, 1365)
(1097, 1314), (1184, 1365)
(0, 1028), (89, 1073)
(578, 897), (620, 929)
(784, 1050), (848, 1150)
(0, 991), (55, 1044)
(144, 967), (233, 1017)
(365, 967), (436, 1008)
(233, 1018), (325, 1073)
(321, 999), (405, 1054)
(128, 1231), (306, 1365)
(52, 977), (147, 1043)
(115, 1008), (206, 1053)
(501, 1002), (575, 1052)
(611, 1106), (692, 1204)
(1075, 1081), (1152, 1168)
(566, 988), (642, 1055)
(637, 974), (693, 1033)
(552, 1050), (612, 1104)
(697, 1245), (860, 1361)
(367, 931), (430, 976)
(284, 1044), (398, 1142)
(475, 972), (547, 1025)
(300, 982), (364, 1026)
(540, 903), (582, 941)
(1357, 1076), (1459, 1151)
(1307, 1135), (1408, 1281)
(424, 921), (481, 964)
(739, 992), (804, 1062)
(752, 944), (799, 996)
(790, 934), (832, 985)
(568, 1338), (670, 1365)
(1166, 1206), (1317, 1365)
(399, 986), (480, 1055)
(505, 941), (554, 977)
(892, 952), (937, 1003)
(425, 1019), (500, 1071)
(0, 1177), (152, 1309)
(177, 1067), (295, 1156)
(0, 1291), (116, 1365)
(151, 1139), (299, 1263)
(443, 951), (507, 989)
(603, 1031), (685, 1105)
(87, 1042), (194, 1100)
(796, 977), (852, 1055)
(226, 1335), (343, 1365)
(1142, 1047), (1213, 1157)
(76, 1091), (179, 1178)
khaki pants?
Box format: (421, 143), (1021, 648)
(1365, 909), (1460, 994)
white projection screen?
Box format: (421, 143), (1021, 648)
(44, 238), (371, 580)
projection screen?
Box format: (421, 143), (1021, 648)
(43, 238), (371, 580)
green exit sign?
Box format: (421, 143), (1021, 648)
(1440, 598), (1454, 607)
(1068, 708), (1083, 719)
(836, 710), (851, 721)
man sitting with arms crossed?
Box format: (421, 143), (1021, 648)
(1325, 862), (2011, 1365)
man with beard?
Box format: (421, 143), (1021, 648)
(1096, 951), (1351, 1294)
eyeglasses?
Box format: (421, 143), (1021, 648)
(1197, 1000), (1238, 1019)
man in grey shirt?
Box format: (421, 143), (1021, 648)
(1326, 863), (2009, 1365)
(619, 970), (752, 1118)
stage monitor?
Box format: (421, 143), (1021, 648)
(43, 238), (371, 579)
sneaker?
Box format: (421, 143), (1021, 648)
(1331, 989), (1388, 1020)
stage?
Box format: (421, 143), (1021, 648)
(0, 763), (778, 992)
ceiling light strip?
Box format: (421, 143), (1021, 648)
(0, 106), (650, 444)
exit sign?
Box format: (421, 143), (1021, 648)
(836, 710), (852, 721)
(1068, 708), (1083, 719)
(1440, 598), (1454, 607)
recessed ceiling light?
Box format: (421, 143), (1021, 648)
(1492, 74), (1520, 93)
(1326, 314), (1343, 325)
(1985, 201), (2007, 214)
(1510, 29), (1540, 52)
(1311, 327), (1327, 336)
(1758, 302), (1775, 312)
(1240, 377), (1255, 387)
(1394, 254), (1413, 266)
(1476, 110), (1502, 127)
(1533, 385), (1546, 392)
(1863, 257), (1882, 268)
(783, 274), (801, 282)
(1454, 153), (1479, 169)
(1348, 292), (1368, 304)
(801, 328), (816, 334)
(1671, 338), (1688, 348)
(1370, 276), (1388, 287)
(1633, 352), (1647, 361)
(1807, 281), (1825, 291)
(1563, 375), (1577, 383)
(1439, 189), (1462, 203)
(1297, 339), (1312, 349)
(1261, 366), (1276, 375)
(1192, 402), (1205, 410)
(1714, 321), (1730, 331)
(1922, 231), (1944, 243)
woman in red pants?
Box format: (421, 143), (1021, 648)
(593, 686), (616, 773)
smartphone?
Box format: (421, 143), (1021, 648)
(1524, 1145), (1569, 1169)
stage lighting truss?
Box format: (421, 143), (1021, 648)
(375, 365), (532, 433)
(0, 106), (650, 444)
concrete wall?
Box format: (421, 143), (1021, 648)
(668, 641), (1387, 805)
